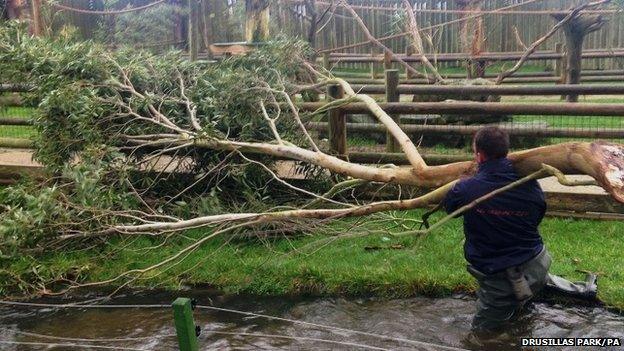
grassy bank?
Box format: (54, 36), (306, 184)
(6, 210), (624, 309)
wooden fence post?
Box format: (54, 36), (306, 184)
(188, 0), (199, 61)
(554, 42), (563, 80)
(31, 0), (43, 36)
(323, 52), (330, 71)
(384, 69), (400, 152)
(383, 51), (392, 70)
(405, 45), (414, 79)
(327, 84), (346, 155)
(370, 48), (376, 79)
(172, 298), (199, 351)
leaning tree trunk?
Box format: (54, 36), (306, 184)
(552, 13), (606, 102)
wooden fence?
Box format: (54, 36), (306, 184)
(299, 69), (624, 155)
(34, 0), (624, 71)
(279, 0), (624, 70)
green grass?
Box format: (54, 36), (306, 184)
(7, 211), (624, 309)
(0, 106), (36, 139)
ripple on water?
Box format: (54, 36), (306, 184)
(1, 293), (623, 350)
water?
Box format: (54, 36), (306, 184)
(1, 290), (623, 350)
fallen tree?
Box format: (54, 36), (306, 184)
(0, 22), (623, 297)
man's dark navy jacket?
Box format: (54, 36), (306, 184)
(443, 157), (545, 275)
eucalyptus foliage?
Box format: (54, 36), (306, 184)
(0, 22), (318, 256)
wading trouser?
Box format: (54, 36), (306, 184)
(467, 247), (597, 333)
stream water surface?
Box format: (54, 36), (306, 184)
(1, 290), (623, 350)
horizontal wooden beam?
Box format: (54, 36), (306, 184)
(307, 122), (624, 139)
(347, 152), (471, 165)
(0, 117), (33, 126)
(0, 138), (33, 148)
(0, 84), (34, 92)
(332, 69), (624, 79)
(327, 49), (624, 63)
(343, 76), (624, 84)
(349, 84), (624, 96)
(546, 211), (624, 221)
(545, 192), (624, 214)
(301, 101), (624, 116)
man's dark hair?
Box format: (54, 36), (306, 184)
(473, 126), (510, 159)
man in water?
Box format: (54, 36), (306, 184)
(443, 126), (597, 334)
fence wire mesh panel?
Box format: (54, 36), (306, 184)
(0, 93), (35, 141)
(317, 92), (624, 158)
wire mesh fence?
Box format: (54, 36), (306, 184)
(2, 88), (624, 158)
(0, 95), (35, 140)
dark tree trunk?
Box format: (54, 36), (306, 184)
(552, 13), (606, 102)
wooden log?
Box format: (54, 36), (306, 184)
(327, 84), (346, 155)
(545, 192), (624, 214)
(0, 84), (34, 92)
(347, 152), (471, 165)
(306, 122), (624, 139)
(348, 84), (624, 96)
(0, 164), (44, 182)
(300, 101), (624, 116)
(0, 118), (33, 126)
(384, 69), (400, 152)
(546, 211), (624, 221)
(208, 42), (259, 56)
(0, 138), (33, 148)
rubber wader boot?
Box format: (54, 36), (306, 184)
(546, 273), (598, 300)
(505, 266), (533, 301)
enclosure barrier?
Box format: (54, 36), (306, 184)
(301, 101), (624, 116)
(324, 49), (624, 63)
(302, 98), (624, 154)
(349, 84), (624, 96)
(322, 47), (624, 83)
(301, 69), (624, 155)
(342, 76), (624, 84)
(333, 69), (624, 80)
(306, 122), (624, 139)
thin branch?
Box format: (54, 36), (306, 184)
(259, 100), (284, 145)
(401, 0), (446, 84)
(339, 0), (432, 81)
(177, 72), (202, 131)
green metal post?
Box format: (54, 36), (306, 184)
(172, 298), (199, 351)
